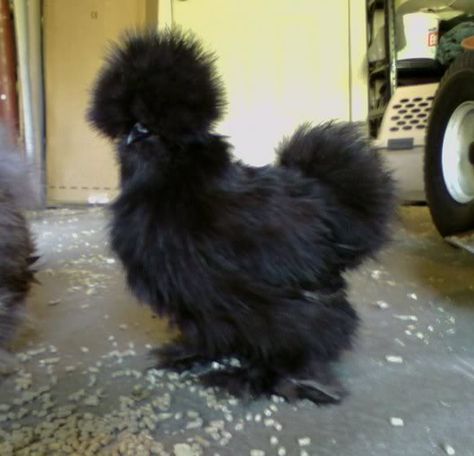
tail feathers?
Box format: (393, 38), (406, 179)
(277, 122), (397, 264)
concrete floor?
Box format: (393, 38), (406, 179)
(0, 206), (473, 455)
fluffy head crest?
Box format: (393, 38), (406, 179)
(87, 28), (225, 140)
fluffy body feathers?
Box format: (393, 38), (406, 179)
(0, 127), (35, 353)
(88, 29), (396, 403)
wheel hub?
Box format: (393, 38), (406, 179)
(441, 101), (474, 203)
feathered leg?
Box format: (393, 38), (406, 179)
(152, 340), (211, 373)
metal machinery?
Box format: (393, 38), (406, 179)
(367, 0), (474, 239)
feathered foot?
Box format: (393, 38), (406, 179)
(151, 341), (211, 373)
(199, 360), (345, 405)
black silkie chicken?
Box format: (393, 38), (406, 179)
(0, 127), (36, 370)
(88, 29), (396, 403)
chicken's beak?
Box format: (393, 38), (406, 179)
(127, 122), (151, 145)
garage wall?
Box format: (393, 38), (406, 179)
(349, 0), (369, 123)
(44, 0), (367, 203)
(44, 0), (157, 204)
(173, 0), (359, 165)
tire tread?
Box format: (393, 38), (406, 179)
(424, 51), (474, 236)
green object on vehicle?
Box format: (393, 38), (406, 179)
(437, 21), (474, 66)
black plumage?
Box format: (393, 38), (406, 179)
(88, 29), (396, 403)
(0, 127), (36, 365)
